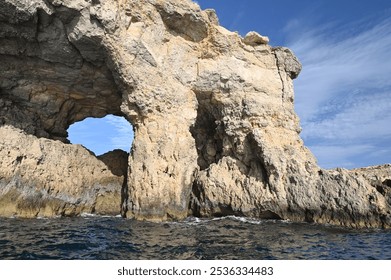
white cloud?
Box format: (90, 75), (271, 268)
(104, 115), (134, 152)
(309, 144), (375, 169)
(286, 16), (391, 168)
(301, 90), (391, 142)
(68, 115), (134, 155)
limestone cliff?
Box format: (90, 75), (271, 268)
(0, 0), (390, 228)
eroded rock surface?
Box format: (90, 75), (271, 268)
(0, 125), (124, 217)
(0, 0), (390, 227)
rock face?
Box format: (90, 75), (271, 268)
(0, 0), (390, 227)
(0, 126), (125, 217)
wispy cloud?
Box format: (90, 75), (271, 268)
(286, 16), (391, 168)
(68, 115), (134, 155)
(309, 144), (375, 169)
(105, 115), (134, 152)
(301, 90), (391, 142)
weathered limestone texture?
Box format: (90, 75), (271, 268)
(0, 125), (124, 217)
(0, 0), (390, 227)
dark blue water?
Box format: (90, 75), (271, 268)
(0, 216), (390, 260)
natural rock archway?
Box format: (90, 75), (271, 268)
(0, 0), (390, 228)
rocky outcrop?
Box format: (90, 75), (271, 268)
(0, 125), (124, 217)
(0, 0), (390, 227)
(353, 165), (391, 208)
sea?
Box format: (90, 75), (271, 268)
(0, 215), (390, 260)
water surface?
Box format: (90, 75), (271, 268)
(0, 216), (390, 259)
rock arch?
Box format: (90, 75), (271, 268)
(0, 0), (200, 221)
(0, 0), (390, 227)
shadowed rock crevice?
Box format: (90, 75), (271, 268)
(190, 91), (225, 170)
(189, 90), (277, 218)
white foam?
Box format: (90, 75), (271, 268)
(80, 213), (98, 218)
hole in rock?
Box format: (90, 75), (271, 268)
(67, 115), (134, 156)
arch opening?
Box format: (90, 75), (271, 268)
(67, 114), (134, 156)
(67, 114), (134, 218)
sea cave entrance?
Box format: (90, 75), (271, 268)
(67, 115), (134, 156)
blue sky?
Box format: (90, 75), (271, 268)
(68, 115), (134, 156)
(68, 0), (391, 169)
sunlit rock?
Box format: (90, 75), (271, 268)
(0, 0), (390, 228)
